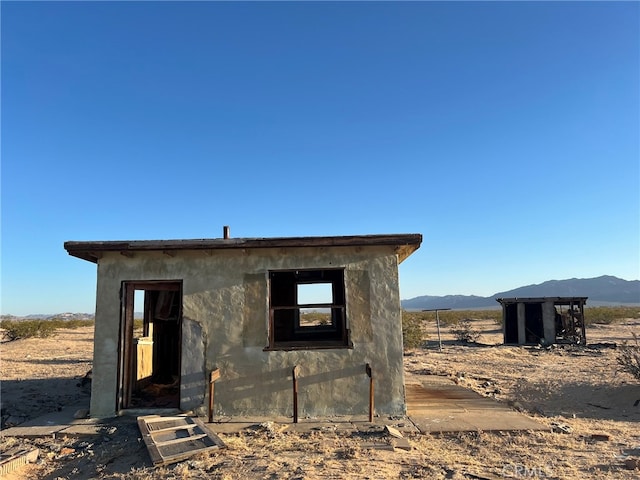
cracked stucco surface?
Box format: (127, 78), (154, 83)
(90, 246), (405, 418)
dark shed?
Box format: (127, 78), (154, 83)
(496, 297), (587, 346)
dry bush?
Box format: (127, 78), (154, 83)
(449, 319), (481, 343)
(585, 306), (640, 325)
(617, 332), (640, 381)
(402, 311), (427, 349)
(0, 318), (94, 341)
(0, 319), (57, 340)
(437, 309), (501, 326)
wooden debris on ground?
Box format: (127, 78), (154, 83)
(137, 415), (225, 466)
(0, 447), (39, 476)
(624, 458), (640, 470)
(392, 437), (413, 451)
(590, 432), (611, 442)
(550, 421), (572, 434)
(384, 424), (412, 451)
(384, 425), (404, 439)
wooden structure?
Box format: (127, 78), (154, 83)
(137, 415), (225, 466)
(496, 297), (587, 346)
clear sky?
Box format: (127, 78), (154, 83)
(2, 1), (638, 316)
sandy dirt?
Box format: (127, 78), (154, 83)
(1, 319), (640, 479)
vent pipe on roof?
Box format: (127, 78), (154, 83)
(223, 225), (230, 239)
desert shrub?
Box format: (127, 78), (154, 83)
(585, 306), (640, 326)
(435, 309), (501, 327)
(0, 320), (57, 340)
(299, 311), (331, 326)
(617, 332), (640, 381)
(0, 318), (94, 341)
(419, 306), (639, 328)
(449, 319), (481, 343)
(48, 318), (94, 329)
(402, 311), (427, 349)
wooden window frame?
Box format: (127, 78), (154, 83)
(265, 268), (352, 351)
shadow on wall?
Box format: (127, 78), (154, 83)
(181, 317), (205, 411)
(216, 364), (368, 402)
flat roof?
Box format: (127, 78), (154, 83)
(64, 233), (422, 264)
(496, 297), (588, 304)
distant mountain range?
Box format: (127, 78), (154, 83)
(0, 312), (95, 321)
(2, 276), (638, 319)
(402, 275), (640, 311)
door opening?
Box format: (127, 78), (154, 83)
(118, 281), (182, 411)
(524, 303), (544, 344)
(503, 303), (518, 344)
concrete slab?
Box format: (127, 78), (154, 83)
(6, 404), (93, 427)
(0, 425), (68, 438)
(2, 378), (548, 439)
(211, 415), (292, 424)
(207, 415), (385, 435)
(58, 424), (111, 437)
(361, 442), (394, 451)
(406, 378), (548, 433)
(208, 423), (263, 434)
(207, 415), (289, 434)
(287, 422), (356, 434)
(352, 420), (420, 435)
(352, 423), (386, 434)
(1, 404), (112, 438)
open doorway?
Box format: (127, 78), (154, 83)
(524, 303), (543, 344)
(503, 303), (518, 344)
(118, 281), (182, 411)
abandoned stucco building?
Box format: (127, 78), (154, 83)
(497, 297), (587, 346)
(64, 232), (422, 419)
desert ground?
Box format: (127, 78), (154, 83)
(2, 316), (640, 479)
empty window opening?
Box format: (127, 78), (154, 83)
(118, 281), (182, 410)
(298, 282), (333, 327)
(268, 269), (350, 350)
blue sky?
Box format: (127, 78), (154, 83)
(2, 1), (638, 316)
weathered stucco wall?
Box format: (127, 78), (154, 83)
(90, 246), (405, 418)
(541, 301), (557, 345)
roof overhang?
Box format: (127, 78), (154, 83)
(496, 297), (588, 305)
(64, 233), (422, 264)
